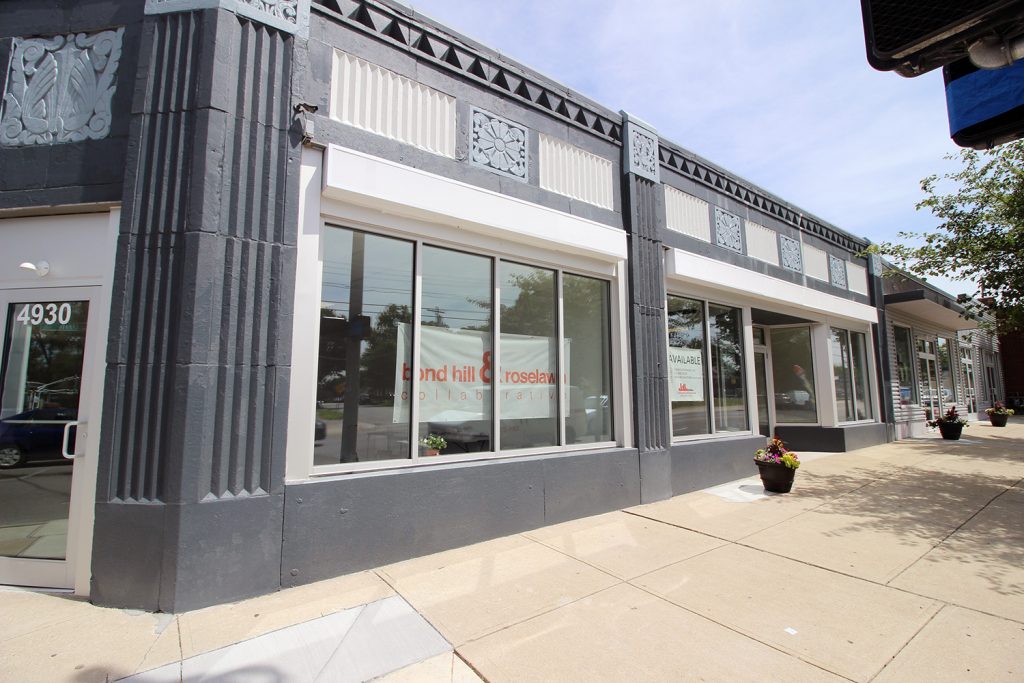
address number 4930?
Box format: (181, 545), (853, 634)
(16, 302), (72, 326)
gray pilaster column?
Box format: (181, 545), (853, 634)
(867, 252), (895, 439)
(620, 112), (672, 503)
(91, 3), (305, 611)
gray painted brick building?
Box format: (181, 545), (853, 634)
(0, 0), (1002, 611)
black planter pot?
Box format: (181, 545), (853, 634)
(755, 460), (796, 493)
(938, 422), (964, 440)
(989, 413), (1009, 427)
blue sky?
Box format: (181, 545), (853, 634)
(406, 0), (970, 294)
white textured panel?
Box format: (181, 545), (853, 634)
(846, 261), (869, 295)
(665, 186), (710, 241)
(803, 243), (829, 281)
(331, 50), (455, 158)
(745, 220), (779, 265)
(538, 134), (614, 209)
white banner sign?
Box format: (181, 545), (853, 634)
(668, 346), (704, 401)
(393, 324), (565, 423)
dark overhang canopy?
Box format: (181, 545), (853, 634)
(883, 289), (979, 330)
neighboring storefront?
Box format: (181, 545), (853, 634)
(0, 0), (1002, 611)
(883, 271), (1004, 437)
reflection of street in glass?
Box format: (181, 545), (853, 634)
(314, 404), (410, 466)
(0, 464), (70, 559)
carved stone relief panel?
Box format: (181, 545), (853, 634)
(470, 107), (528, 181)
(622, 115), (659, 182)
(780, 235), (803, 272)
(1, 28), (124, 147)
(829, 254), (848, 289)
(714, 207), (743, 253)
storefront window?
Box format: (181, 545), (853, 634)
(667, 296), (748, 437)
(499, 262), (557, 450)
(960, 346), (976, 413)
(316, 226), (414, 465)
(709, 305), (747, 432)
(315, 226), (615, 468)
(937, 338), (957, 408)
(563, 274), (613, 444)
(667, 296), (709, 437)
(770, 327), (817, 423)
(918, 338), (940, 420)
(418, 246), (494, 455)
(893, 326), (916, 405)
(831, 327), (873, 423)
(831, 328), (854, 422)
(851, 332), (873, 420)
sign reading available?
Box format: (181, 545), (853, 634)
(393, 324), (567, 423)
(667, 347), (704, 402)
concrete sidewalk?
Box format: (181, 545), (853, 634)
(2, 422), (1022, 682)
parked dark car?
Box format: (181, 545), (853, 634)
(314, 417), (327, 443)
(0, 407), (76, 469)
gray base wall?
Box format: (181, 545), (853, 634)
(775, 423), (889, 452)
(664, 435), (767, 496)
(281, 448), (640, 587)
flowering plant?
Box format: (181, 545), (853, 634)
(419, 434), (447, 451)
(754, 437), (800, 470)
(927, 405), (969, 427)
(985, 401), (1015, 416)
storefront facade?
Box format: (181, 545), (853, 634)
(0, 0), (997, 611)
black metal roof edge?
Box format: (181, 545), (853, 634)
(310, 0), (623, 145)
(880, 260), (967, 308)
(884, 288), (966, 315)
(658, 140), (871, 254)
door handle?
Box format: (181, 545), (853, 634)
(62, 421), (86, 459)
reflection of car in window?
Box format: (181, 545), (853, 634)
(0, 407), (77, 469)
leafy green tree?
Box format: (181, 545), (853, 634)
(870, 140), (1024, 332)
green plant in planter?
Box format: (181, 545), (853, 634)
(754, 437), (800, 493)
(419, 434), (447, 454)
(985, 402), (1015, 417)
(985, 401), (1014, 427)
(927, 406), (969, 428)
(754, 437), (801, 469)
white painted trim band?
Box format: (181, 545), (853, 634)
(323, 144), (627, 262)
(666, 249), (879, 324)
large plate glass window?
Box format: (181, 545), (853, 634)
(498, 262), (556, 450)
(831, 327), (874, 423)
(316, 227), (414, 465)
(709, 305), (748, 432)
(770, 327), (817, 423)
(419, 246), (494, 454)
(960, 346), (976, 413)
(563, 274), (613, 444)
(893, 326), (916, 405)
(937, 338), (957, 408)
(314, 225), (614, 469)
(667, 296), (709, 436)
(667, 296), (747, 437)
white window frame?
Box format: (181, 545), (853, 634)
(665, 290), (757, 443)
(828, 325), (878, 425)
(286, 147), (630, 480)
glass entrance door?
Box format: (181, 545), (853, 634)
(752, 327), (772, 438)
(0, 290), (98, 588)
(917, 338), (940, 421)
(754, 351), (771, 437)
